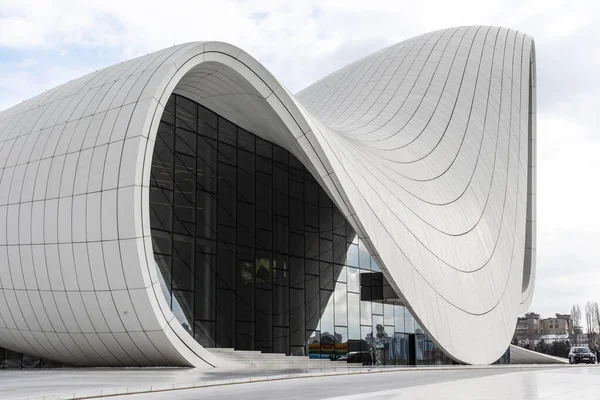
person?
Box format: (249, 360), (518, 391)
(596, 347), (599, 364)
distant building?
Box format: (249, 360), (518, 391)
(514, 313), (574, 348)
(541, 314), (573, 335)
(516, 313), (542, 337)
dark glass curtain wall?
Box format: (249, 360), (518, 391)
(149, 93), (459, 365)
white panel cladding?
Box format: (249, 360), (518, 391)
(0, 26), (535, 366)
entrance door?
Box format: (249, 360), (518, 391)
(408, 334), (416, 365)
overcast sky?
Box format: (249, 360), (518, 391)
(1, 0), (598, 319)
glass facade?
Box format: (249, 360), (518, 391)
(0, 348), (63, 369)
(149, 93), (456, 365)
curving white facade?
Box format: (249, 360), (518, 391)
(0, 26), (536, 366)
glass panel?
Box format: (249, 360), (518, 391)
(415, 319), (424, 334)
(333, 234), (346, 265)
(256, 137), (272, 158)
(348, 292), (360, 340)
(216, 289), (235, 347)
(273, 165), (288, 217)
(255, 288), (273, 352)
(196, 191), (216, 239)
(236, 321), (254, 350)
(319, 189), (333, 241)
(320, 290), (335, 359)
(172, 290), (194, 333)
(320, 262), (333, 290)
(335, 265), (346, 283)
(22, 354), (40, 369)
(360, 300), (371, 326)
(416, 334), (426, 365)
(218, 117), (236, 146)
(274, 327), (289, 354)
(195, 321), (215, 347)
(391, 333), (409, 365)
(358, 240), (371, 270)
(290, 287), (305, 347)
(152, 124), (174, 189)
(384, 304), (394, 326)
(273, 218), (289, 253)
(237, 247), (254, 322)
(405, 310), (415, 334)
(3, 349), (22, 368)
(175, 96), (196, 131)
(333, 208), (345, 236)
(150, 188), (172, 231)
(289, 171), (303, 200)
(273, 263), (289, 327)
(289, 153), (304, 170)
(347, 267), (359, 293)
(371, 258), (381, 272)
(273, 145), (288, 165)
(361, 325), (372, 350)
(334, 283), (348, 326)
(346, 243), (358, 268)
(217, 243), (236, 290)
(219, 142), (237, 165)
(320, 239), (332, 263)
(195, 249), (215, 321)
(307, 330), (321, 359)
(238, 150), (255, 203)
(372, 296), (383, 315)
(334, 326), (347, 360)
(394, 305), (406, 333)
(237, 202), (255, 247)
(290, 257), (304, 289)
(176, 127), (196, 156)
(197, 136), (217, 193)
(305, 274), (320, 332)
(172, 235), (194, 291)
(255, 251), (271, 289)
(238, 128), (255, 152)
(162, 96), (175, 124)
(198, 105), (217, 139)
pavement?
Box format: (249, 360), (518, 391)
(0, 364), (598, 400)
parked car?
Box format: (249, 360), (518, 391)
(569, 347), (596, 364)
(345, 351), (374, 365)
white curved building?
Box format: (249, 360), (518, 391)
(0, 25), (536, 367)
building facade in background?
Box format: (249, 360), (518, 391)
(542, 315), (573, 335)
(0, 26), (536, 367)
(513, 312), (578, 351)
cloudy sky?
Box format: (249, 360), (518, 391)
(1, 0), (598, 319)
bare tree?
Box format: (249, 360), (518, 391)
(592, 301), (600, 340)
(585, 302), (597, 347)
(571, 304), (582, 331)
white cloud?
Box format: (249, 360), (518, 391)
(1, 0), (599, 318)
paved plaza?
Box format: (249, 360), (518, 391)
(1, 365), (598, 399)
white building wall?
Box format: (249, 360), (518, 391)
(0, 26), (536, 366)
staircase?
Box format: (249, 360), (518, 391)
(207, 348), (356, 370)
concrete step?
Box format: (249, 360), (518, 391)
(206, 348), (356, 370)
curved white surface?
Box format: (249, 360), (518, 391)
(0, 25), (536, 366)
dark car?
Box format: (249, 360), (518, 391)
(569, 347), (596, 364)
(345, 351), (374, 365)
